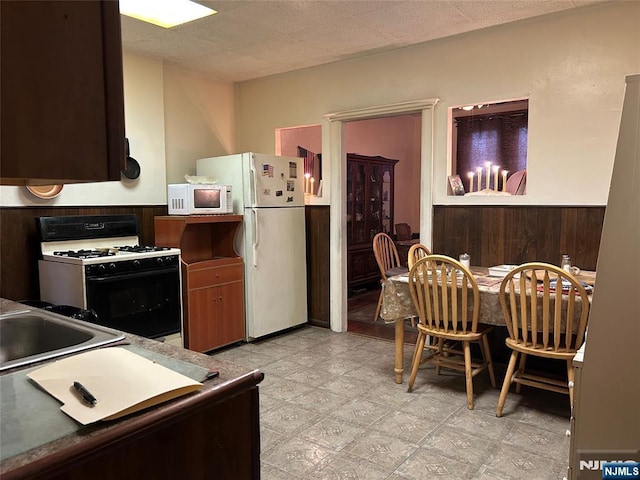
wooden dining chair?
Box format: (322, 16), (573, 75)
(406, 255), (496, 409)
(372, 232), (407, 321)
(407, 243), (431, 270)
(395, 223), (413, 241)
(495, 262), (590, 417)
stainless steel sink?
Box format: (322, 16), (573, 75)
(0, 309), (125, 371)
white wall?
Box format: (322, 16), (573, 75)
(234, 1), (640, 207)
(0, 52), (167, 206)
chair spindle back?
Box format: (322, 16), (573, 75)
(499, 262), (590, 353)
(408, 255), (479, 335)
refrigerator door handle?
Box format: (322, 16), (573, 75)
(252, 208), (259, 267)
(249, 162), (257, 206)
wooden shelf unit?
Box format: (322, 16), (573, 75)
(154, 215), (245, 352)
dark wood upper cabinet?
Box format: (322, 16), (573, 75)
(0, 1), (125, 186)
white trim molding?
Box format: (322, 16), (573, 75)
(323, 98), (439, 333)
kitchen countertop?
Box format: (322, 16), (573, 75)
(0, 298), (260, 477)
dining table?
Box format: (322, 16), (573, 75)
(380, 266), (596, 384)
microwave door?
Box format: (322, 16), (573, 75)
(193, 187), (223, 211)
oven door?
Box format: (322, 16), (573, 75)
(85, 266), (181, 339)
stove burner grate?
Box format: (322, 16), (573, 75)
(113, 245), (172, 253)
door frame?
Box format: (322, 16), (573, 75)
(322, 98), (439, 333)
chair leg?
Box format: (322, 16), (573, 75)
(436, 338), (444, 376)
(463, 341), (474, 410)
(374, 289), (383, 322)
(567, 360), (575, 409)
(407, 331), (427, 393)
(496, 350), (519, 417)
(515, 353), (527, 393)
(480, 334), (497, 389)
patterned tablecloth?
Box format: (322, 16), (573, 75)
(381, 268), (506, 326)
(381, 267), (593, 384)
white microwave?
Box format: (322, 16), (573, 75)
(167, 184), (233, 215)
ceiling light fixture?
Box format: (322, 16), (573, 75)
(119, 0), (217, 29)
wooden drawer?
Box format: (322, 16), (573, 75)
(187, 263), (243, 289)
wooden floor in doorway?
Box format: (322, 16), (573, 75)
(347, 286), (417, 344)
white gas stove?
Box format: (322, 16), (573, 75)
(36, 214), (183, 341)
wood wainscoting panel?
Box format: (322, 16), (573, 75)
(305, 205), (330, 327)
(0, 206), (167, 302)
(433, 206), (605, 270)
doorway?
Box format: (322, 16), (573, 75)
(343, 115), (422, 339)
(323, 99), (439, 334)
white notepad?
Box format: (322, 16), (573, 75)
(27, 348), (202, 425)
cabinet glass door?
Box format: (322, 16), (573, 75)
(381, 166), (392, 234)
(368, 164), (383, 241)
(347, 162), (367, 245)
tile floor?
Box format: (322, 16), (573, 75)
(209, 326), (572, 480)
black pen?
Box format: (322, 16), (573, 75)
(73, 381), (98, 406)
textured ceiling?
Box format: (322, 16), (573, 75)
(120, 0), (606, 83)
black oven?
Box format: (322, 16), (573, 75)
(84, 256), (181, 339)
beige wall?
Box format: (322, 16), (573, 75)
(0, 52), (167, 206)
(234, 1), (640, 207)
(0, 52), (237, 206)
(3, 2), (637, 210)
(163, 66), (236, 184)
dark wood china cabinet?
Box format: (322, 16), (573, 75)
(346, 154), (398, 289)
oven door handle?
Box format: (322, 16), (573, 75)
(86, 267), (177, 282)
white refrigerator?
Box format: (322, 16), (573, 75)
(196, 152), (308, 341)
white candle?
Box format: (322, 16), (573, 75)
(492, 165), (499, 191)
(467, 172), (474, 193)
(310, 177), (315, 195)
(304, 173), (310, 194)
(502, 170), (508, 192)
(485, 162), (491, 190)
(476, 167), (482, 192)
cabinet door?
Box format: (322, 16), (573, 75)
(348, 247), (379, 286)
(0, 0), (124, 185)
(217, 281), (245, 346)
(187, 287), (219, 353)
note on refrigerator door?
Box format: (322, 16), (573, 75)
(289, 162), (298, 178)
(262, 164), (274, 177)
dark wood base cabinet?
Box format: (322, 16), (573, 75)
(2, 371), (264, 480)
